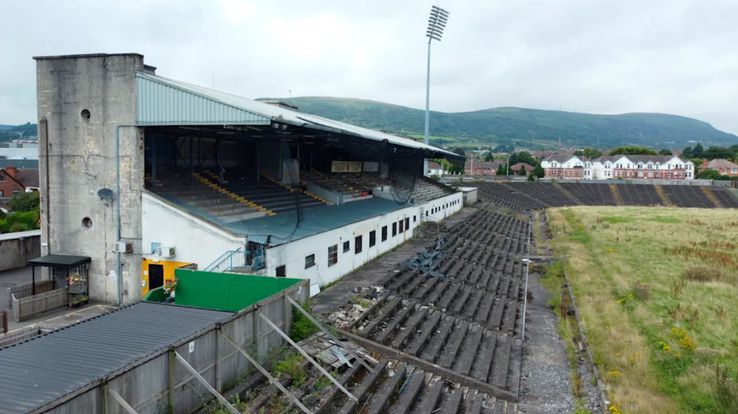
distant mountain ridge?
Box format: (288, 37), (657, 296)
(260, 97), (737, 149)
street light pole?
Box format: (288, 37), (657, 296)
(423, 5), (449, 176)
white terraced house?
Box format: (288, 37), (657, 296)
(540, 153), (585, 179)
(587, 155), (694, 180)
(542, 153), (694, 180)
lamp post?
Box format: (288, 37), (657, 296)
(423, 5), (449, 175)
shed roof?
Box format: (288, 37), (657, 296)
(28, 254), (91, 268)
(0, 302), (230, 413)
(136, 73), (460, 160)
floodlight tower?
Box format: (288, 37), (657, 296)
(424, 5), (449, 175)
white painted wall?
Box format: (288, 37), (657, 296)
(265, 192), (463, 295)
(142, 192), (246, 271)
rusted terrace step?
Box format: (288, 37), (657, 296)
(436, 320), (469, 369)
(412, 378), (444, 413)
(419, 315), (456, 362)
(364, 363), (407, 414)
(373, 302), (415, 344)
(470, 332), (497, 383)
(452, 324), (484, 376)
(359, 296), (402, 336)
(391, 307), (429, 349)
(336, 361), (388, 414)
(388, 370), (425, 414)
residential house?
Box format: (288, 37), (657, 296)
(704, 159), (738, 177)
(0, 166), (39, 198)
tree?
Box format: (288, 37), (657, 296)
(609, 146), (658, 156)
(9, 191), (39, 212)
(532, 163), (545, 179)
(508, 151), (537, 166)
(574, 148), (603, 159)
(692, 143), (704, 158)
(658, 148), (672, 155)
(449, 147), (466, 157)
(496, 164), (507, 176)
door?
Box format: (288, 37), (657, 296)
(149, 264), (164, 290)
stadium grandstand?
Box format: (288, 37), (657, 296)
(34, 53), (464, 304)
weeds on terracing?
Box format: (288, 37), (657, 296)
(289, 300), (319, 342)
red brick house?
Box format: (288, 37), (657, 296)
(703, 159), (738, 177)
(510, 162), (534, 175)
(464, 160), (501, 176)
(0, 166), (39, 198)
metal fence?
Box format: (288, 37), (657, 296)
(41, 279), (309, 414)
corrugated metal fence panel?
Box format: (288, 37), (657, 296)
(0, 302), (230, 414)
(136, 74), (271, 126)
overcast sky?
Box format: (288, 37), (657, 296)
(1, 0), (737, 135)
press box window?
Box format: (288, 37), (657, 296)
(305, 254), (315, 269)
(399, 220), (404, 233)
(369, 230), (376, 247)
(328, 245), (338, 266)
(404, 217), (410, 230)
(276, 265), (286, 277)
(381, 225), (388, 241)
(392, 222), (397, 236)
(355, 235), (363, 254)
(343, 240), (350, 253)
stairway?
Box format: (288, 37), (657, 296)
(654, 185), (674, 206)
(608, 184), (624, 206)
(701, 186), (724, 208)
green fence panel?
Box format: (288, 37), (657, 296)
(172, 269), (302, 312)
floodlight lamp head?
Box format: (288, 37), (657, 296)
(426, 5), (449, 42)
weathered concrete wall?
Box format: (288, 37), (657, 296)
(0, 230), (40, 271)
(36, 54), (145, 304)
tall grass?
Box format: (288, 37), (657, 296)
(547, 206), (738, 413)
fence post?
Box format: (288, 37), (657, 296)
(168, 349), (176, 412)
(1, 310), (6, 334)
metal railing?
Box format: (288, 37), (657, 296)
(204, 246), (265, 273)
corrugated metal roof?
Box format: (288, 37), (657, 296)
(0, 302), (230, 413)
(135, 72), (460, 159)
(136, 74), (272, 126)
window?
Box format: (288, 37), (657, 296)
(381, 225), (388, 241)
(355, 235), (362, 254)
(276, 265), (286, 277)
(305, 254), (315, 269)
(404, 217), (410, 230)
(413, 215), (417, 222)
(399, 220), (404, 233)
(328, 245), (338, 266)
(343, 240), (350, 253)
(369, 230), (376, 247)
(392, 222), (397, 236)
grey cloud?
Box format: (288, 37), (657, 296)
(1, 0), (736, 135)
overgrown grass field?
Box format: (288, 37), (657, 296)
(546, 206), (738, 413)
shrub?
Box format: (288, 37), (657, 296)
(273, 353), (307, 386)
(289, 301), (318, 342)
(632, 281), (651, 301)
(683, 265), (724, 282)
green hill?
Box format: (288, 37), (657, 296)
(0, 123), (37, 141)
(261, 97), (737, 149)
